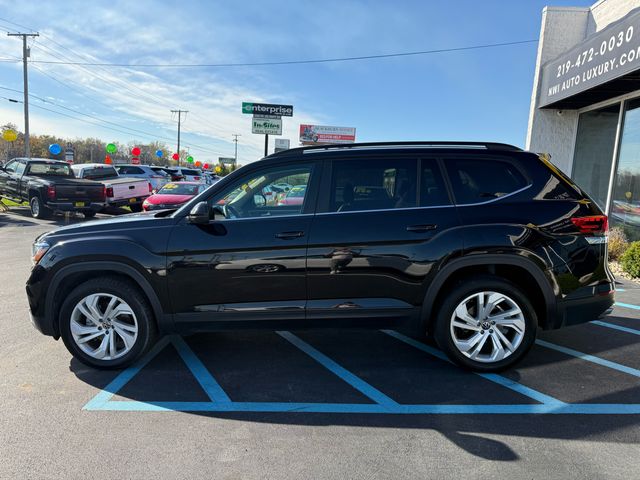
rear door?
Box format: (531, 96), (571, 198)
(306, 155), (460, 325)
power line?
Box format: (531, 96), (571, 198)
(23, 39), (538, 68)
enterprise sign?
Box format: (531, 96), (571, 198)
(539, 7), (640, 108)
(242, 102), (293, 117)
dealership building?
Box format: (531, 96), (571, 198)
(527, 0), (640, 240)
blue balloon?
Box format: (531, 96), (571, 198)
(155, 149), (163, 158)
(48, 143), (62, 155)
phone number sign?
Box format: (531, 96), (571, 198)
(539, 7), (640, 108)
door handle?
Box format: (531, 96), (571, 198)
(275, 231), (305, 239)
(406, 224), (437, 232)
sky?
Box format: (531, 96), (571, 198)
(0, 0), (594, 164)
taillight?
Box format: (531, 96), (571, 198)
(47, 185), (55, 200)
(105, 186), (114, 198)
(148, 182), (153, 192)
(571, 215), (608, 234)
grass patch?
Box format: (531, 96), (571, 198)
(1, 198), (28, 207)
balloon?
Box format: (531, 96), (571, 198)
(131, 146), (141, 156)
(186, 156), (194, 163)
(2, 129), (17, 142)
(215, 165), (222, 174)
(105, 155), (112, 164)
(48, 143), (62, 155)
(172, 153), (179, 161)
(203, 163), (209, 170)
(106, 143), (117, 154)
(155, 149), (163, 158)
(195, 161), (202, 168)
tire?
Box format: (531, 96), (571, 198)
(433, 275), (537, 372)
(29, 195), (52, 219)
(129, 203), (143, 213)
(59, 276), (157, 369)
(83, 211), (97, 218)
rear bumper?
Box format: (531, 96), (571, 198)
(106, 196), (148, 207)
(557, 286), (615, 328)
(45, 201), (104, 213)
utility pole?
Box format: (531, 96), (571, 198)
(8, 32), (39, 158)
(232, 134), (241, 163)
(264, 134), (269, 157)
(170, 109), (188, 165)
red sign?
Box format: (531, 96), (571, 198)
(131, 157), (140, 165)
(299, 124), (356, 145)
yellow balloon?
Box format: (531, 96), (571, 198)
(215, 165), (222, 173)
(2, 129), (17, 142)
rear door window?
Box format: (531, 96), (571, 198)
(118, 166), (144, 175)
(445, 158), (528, 205)
(328, 158), (418, 212)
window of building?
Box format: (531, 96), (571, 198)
(445, 158), (528, 204)
(611, 98), (640, 241)
(329, 158), (417, 212)
(572, 103), (620, 209)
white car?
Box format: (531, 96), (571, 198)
(115, 164), (169, 191)
(71, 163), (151, 212)
(173, 167), (205, 183)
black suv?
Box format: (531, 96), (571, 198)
(26, 142), (614, 371)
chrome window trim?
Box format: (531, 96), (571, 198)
(315, 204), (455, 216)
(208, 213), (314, 223)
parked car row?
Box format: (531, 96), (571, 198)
(0, 158), (221, 218)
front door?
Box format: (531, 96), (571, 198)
(306, 155), (460, 326)
(167, 160), (320, 329)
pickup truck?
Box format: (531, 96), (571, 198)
(0, 158), (105, 219)
(71, 163), (151, 212)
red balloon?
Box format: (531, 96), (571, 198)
(131, 146), (141, 156)
(172, 153), (179, 161)
(203, 163), (209, 170)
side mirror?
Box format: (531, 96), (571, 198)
(188, 201), (210, 224)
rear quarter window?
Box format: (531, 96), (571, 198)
(445, 158), (529, 205)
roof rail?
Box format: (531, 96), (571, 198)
(266, 141), (522, 157)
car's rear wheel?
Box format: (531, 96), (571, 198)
(29, 195), (52, 219)
(59, 276), (157, 369)
(434, 275), (536, 372)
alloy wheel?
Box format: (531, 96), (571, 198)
(449, 291), (526, 363)
(70, 293), (139, 361)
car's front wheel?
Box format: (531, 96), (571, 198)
(434, 275), (536, 372)
(59, 276), (157, 369)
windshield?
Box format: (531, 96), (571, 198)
(27, 162), (72, 176)
(158, 183), (201, 195)
(79, 166), (118, 179)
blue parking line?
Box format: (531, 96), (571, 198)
(381, 330), (565, 406)
(616, 302), (640, 311)
(591, 320), (640, 336)
(276, 331), (399, 408)
(83, 336), (172, 410)
(172, 336), (232, 404)
(536, 339), (640, 378)
(615, 288), (626, 292)
(84, 400), (640, 414)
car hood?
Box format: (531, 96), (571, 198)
(146, 194), (194, 204)
(41, 211), (177, 242)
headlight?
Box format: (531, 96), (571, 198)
(32, 240), (50, 265)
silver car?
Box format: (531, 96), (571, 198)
(115, 164), (169, 191)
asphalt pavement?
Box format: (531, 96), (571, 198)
(1, 206), (640, 479)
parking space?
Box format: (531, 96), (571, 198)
(2, 209), (640, 479)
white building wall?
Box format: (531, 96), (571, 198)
(526, 0), (640, 175)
